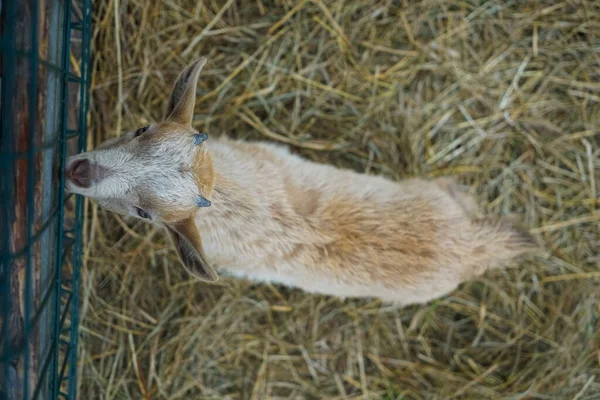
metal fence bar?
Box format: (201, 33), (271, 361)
(11, 131), (81, 159)
(24, 0), (41, 396)
(49, 0), (73, 395)
(0, 0), (18, 397)
(69, 0), (93, 396)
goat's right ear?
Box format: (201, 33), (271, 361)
(165, 217), (218, 282)
(166, 57), (207, 126)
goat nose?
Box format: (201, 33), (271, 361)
(66, 158), (91, 188)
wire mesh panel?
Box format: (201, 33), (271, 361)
(0, 0), (92, 398)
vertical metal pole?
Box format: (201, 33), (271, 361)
(68, 0), (93, 396)
(49, 0), (72, 397)
(24, 0), (40, 396)
(1, 0), (18, 398)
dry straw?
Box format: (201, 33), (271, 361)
(78, 0), (599, 398)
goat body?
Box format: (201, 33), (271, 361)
(65, 58), (537, 305)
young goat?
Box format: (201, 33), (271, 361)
(66, 58), (537, 305)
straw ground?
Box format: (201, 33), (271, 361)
(77, 1), (599, 398)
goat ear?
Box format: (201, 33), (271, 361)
(165, 217), (218, 282)
(166, 57), (207, 126)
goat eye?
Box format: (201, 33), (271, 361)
(134, 126), (149, 137)
(135, 207), (151, 219)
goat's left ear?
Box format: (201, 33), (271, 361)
(165, 217), (218, 282)
(166, 57), (207, 126)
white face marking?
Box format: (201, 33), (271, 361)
(65, 123), (206, 222)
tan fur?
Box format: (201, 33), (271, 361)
(65, 58), (538, 305)
(194, 137), (537, 304)
(130, 122), (215, 224)
(193, 150), (215, 199)
(284, 177), (320, 217)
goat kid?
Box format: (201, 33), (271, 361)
(66, 58), (537, 305)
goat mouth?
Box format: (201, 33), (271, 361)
(65, 159), (91, 188)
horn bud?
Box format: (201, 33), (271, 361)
(193, 133), (208, 145)
(196, 195), (211, 208)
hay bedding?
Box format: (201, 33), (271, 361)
(79, 1), (599, 398)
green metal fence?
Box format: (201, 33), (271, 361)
(1, 0), (92, 398)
